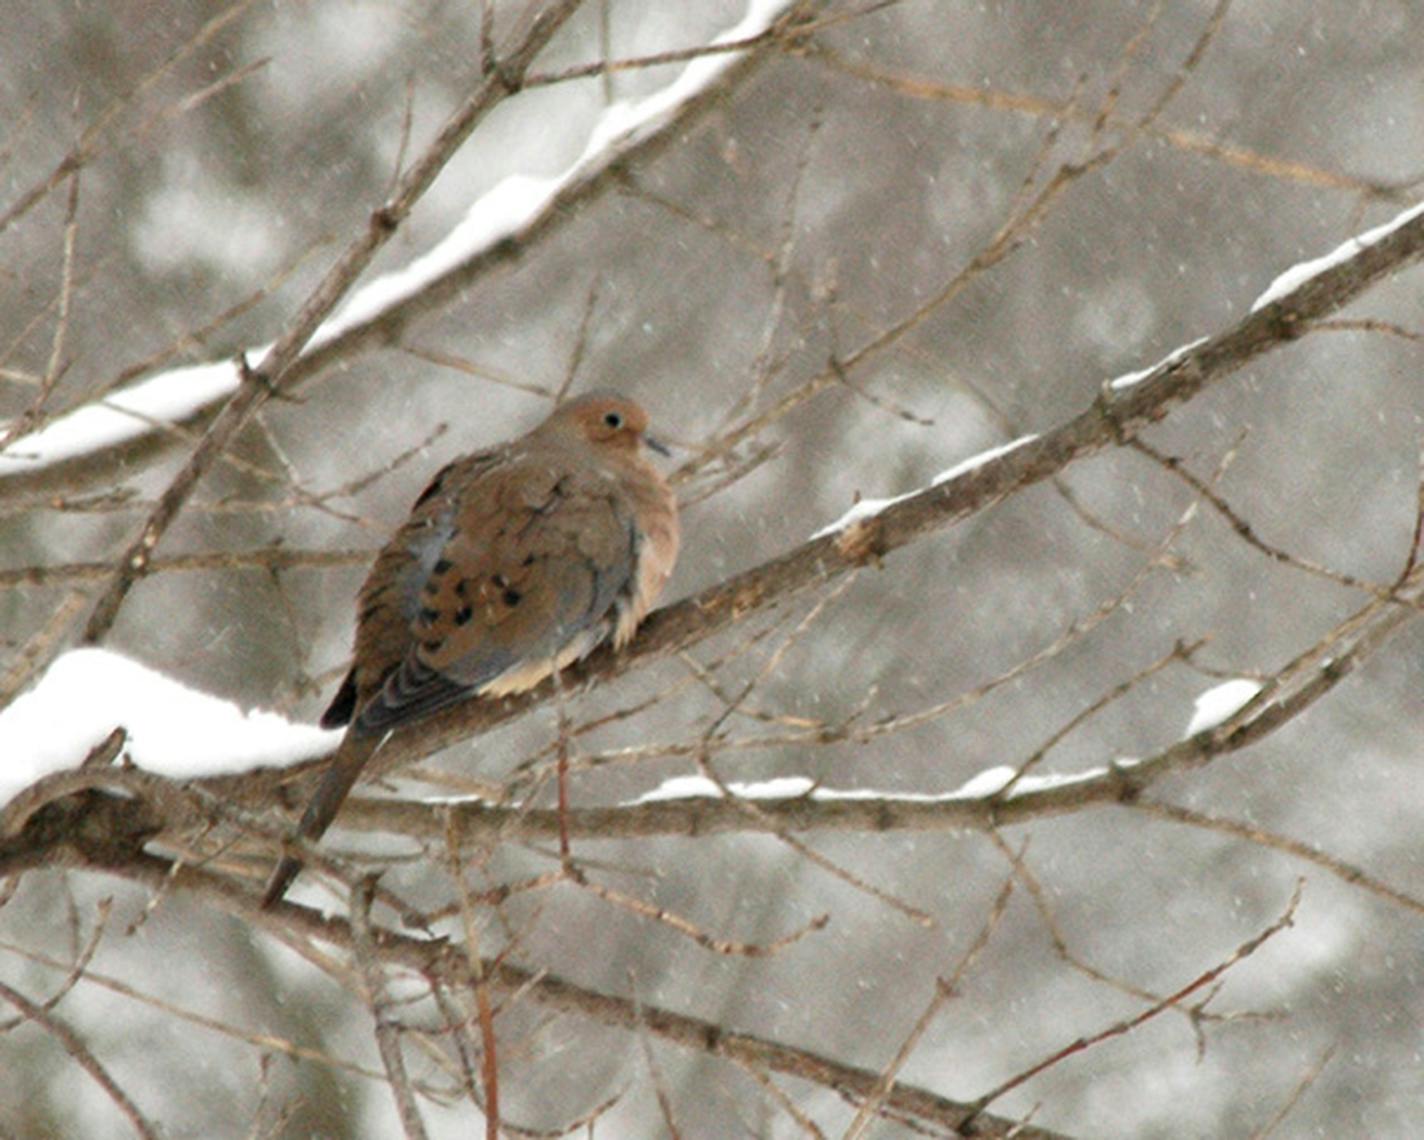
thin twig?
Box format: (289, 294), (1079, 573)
(0, 547), (370, 589)
(0, 0), (266, 238)
(0, 589), (88, 711)
(350, 878), (430, 1140)
(0, 936), (389, 1081)
(1133, 799), (1424, 916)
(1248, 1045), (1337, 1139)
(841, 869), (1016, 1139)
(810, 38), (1400, 200)
(963, 882), (1303, 1122)
(78, 1), (586, 644)
(630, 973), (684, 1139)
(571, 873), (829, 958)
(441, 810), (501, 1137)
(1132, 435), (1417, 603)
(521, 7), (818, 87)
(0, 977), (159, 1140)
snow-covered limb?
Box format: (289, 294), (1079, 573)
(630, 760), (1137, 809)
(810, 434), (1038, 540)
(0, 648), (1125, 830)
(809, 200), (1424, 546)
(624, 681), (1277, 816)
(0, 0), (799, 479)
(0, 648), (337, 811)
(808, 491), (915, 541)
(0, 361), (242, 478)
(316, 0), (796, 347)
(1251, 198), (1424, 313)
(1108, 337), (1208, 391)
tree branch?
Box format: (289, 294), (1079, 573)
(91, 851), (1078, 1140)
(245, 200), (1424, 798)
(79, 0), (587, 642)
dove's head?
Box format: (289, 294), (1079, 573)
(545, 392), (670, 457)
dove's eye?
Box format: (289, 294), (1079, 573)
(603, 411), (624, 429)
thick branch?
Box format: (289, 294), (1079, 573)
(3, 202), (1421, 880)
(90, 852), (1074, 1140)
(236, 201), (1424, 800)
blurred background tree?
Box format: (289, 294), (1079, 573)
(2, 1), (1423, 1136)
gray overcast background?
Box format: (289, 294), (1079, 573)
(2, 2), (1423, 1136)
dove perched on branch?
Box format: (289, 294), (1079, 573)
(262, 392), (679, 907)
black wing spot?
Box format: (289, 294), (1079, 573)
(421, 638), (445, 653)
(502, 588), (523, 607)
(412, 469), (450, 509)
(418, 606), (439, 625)
(321, 670), (358, 729)
(433, 558), (454, 575)
(454, 606), (474, 626)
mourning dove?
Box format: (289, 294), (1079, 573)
(262, 392), (679, 906)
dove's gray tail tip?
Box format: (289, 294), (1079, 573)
(261, 855), (304, 908)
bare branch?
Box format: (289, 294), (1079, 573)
(350, 878), (430, 1140)
(78, 1), (588, 643)
(100, 852), (1079, 1140)
(0, 976), (160, 1140)
(0, 0), (266, 238)
(962, 882), (1303, 1122)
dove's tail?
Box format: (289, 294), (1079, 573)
(261, 731), (381, 907)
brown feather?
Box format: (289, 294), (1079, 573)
(262, 393), (678, 906)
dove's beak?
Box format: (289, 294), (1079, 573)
(644, 433), (672, 457)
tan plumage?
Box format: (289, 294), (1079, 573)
(262, 393), (679, 906)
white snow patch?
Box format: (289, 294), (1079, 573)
(930, 434), (1038, 485)
(313, 0), (794, 347)
(0, 360), (242, 476)
(1251, 199), (1424, 312)
(311, 174), (560, 346)
(951, 765), (1017, 797)
(0, 648), (338, 810)
(635, 775), (720, 802)
(630, 758), (1138, 809)
(810, 434), (1037, 540)
(810, 492), (915, 541)
(635, 775), (816, 803)
(1185, 678), (1263, 736)
(1108, 337), (1208, 391)
(0, 0), (796, 476)
(734, 776), (815, 799)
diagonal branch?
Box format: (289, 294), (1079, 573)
(0, 976), (159, 1140)
(3, 199), (1422, 888)
(1, 1), (819, 499)
(91, 851), (1078, 1140)
(78, 0), (587, 643)
(246, 198), (1424, 799)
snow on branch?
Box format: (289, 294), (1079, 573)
(0, 0), (801, 480)
(1251, 198), (1424, 312)
(0, 648), (336, 813)
(0, 361), (242, 478)
(810, 197), (1424, 545)
(810, 434), (1038, 540)
(4, 120), (1423, 882)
